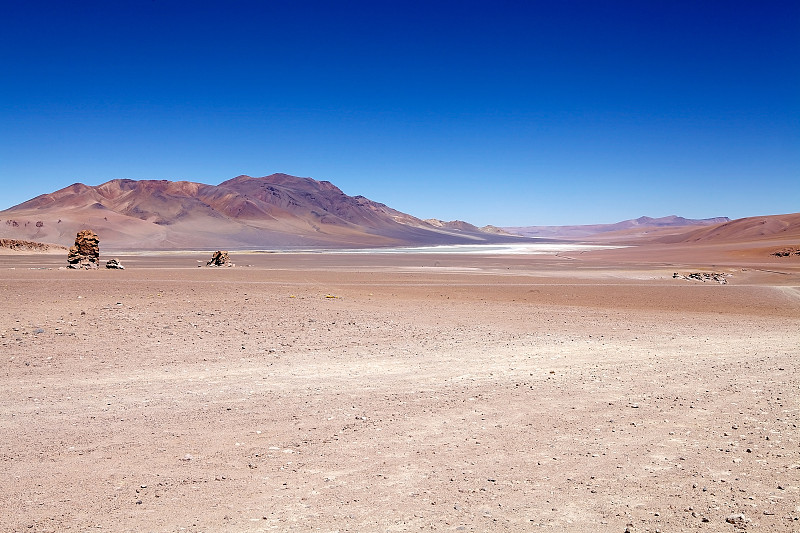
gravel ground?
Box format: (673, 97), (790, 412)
(1, 252), (798, 532)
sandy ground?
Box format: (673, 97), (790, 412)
(1, 250), (798, 532)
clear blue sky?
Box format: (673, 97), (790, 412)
(1, 1), (797, 226)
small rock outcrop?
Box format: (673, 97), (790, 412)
(771, 247), (799, 257)
(0, 239), (67, 252)
(67, 230), (100, 269)
(206, 250), (232, 267)
(105, 258), (125, 269)
(673, 272), (729, 284)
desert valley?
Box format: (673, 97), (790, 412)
(1, 174), (798, 532)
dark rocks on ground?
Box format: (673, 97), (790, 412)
(67, 230), (100, 269)
(771, 247), (799, 257)
(206, 251), (233, 267)
(105, 258), (125, 269)
(673, 272), (729, 284)
(0, 239), (67, 252)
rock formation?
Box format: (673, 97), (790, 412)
(206, 250), (232, 267)
(67, 230), (100, 269)
(673, 272), (729, 284)
(771, 247), (799, 257)
(0, 239), (67, 252)
(105, 258), (125, 269)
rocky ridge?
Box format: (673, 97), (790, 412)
(0, 239), (67, 252)
(771, 247), (799, 257)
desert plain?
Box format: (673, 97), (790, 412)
(1, 246), (798, 532)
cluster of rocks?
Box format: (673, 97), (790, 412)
(673, 272), (729, 284)
(0, 239), (66, 252)
(206, 250), (233, 267)
(67, 230), (100, 269)
(65, 230), (124, 270)
(771, 247), (799, 257)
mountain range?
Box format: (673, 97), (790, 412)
(0, 174), (526, 250)
(2, 173), (798, 251)
(503, 215), (731, 241)
(506, 214), (800, 249)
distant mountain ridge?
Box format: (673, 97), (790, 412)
(504, 215), (731, 240)
(3, 174), (796, 251)
(655, 213), (800, 244)
(0, 174), (528, 250)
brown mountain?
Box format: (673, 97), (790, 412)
(506, 213), (800, 255)
(504, 215), (730, 241)
(655, 213), (800, 245)
(0, 174), (526, 250)
(573, 213), (800, 249)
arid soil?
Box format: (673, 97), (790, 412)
(1, 250), (798, 532)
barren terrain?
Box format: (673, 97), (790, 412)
(1, 249), (798, 532)
(0, 175), (521, 250)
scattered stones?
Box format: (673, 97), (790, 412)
(771, 247), (799, 257)
(206, 251), (233, 267)
(67, 230), (100, 269)
(105, 258), (125, 269)
(3, 255), (798, 530)
(0, 239), (67, 252)
(673, 272), (729, 284)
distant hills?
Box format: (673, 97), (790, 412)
(654, 213), (800, 245)
(503, 215), (731, 240)
(0, 174), (527, 250)
(2, 173), (797, 252)
(504, 213), (800, 249)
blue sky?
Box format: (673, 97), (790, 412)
(1, 1), (797, 226)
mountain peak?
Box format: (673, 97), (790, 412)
(1, 174), (517, 250)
